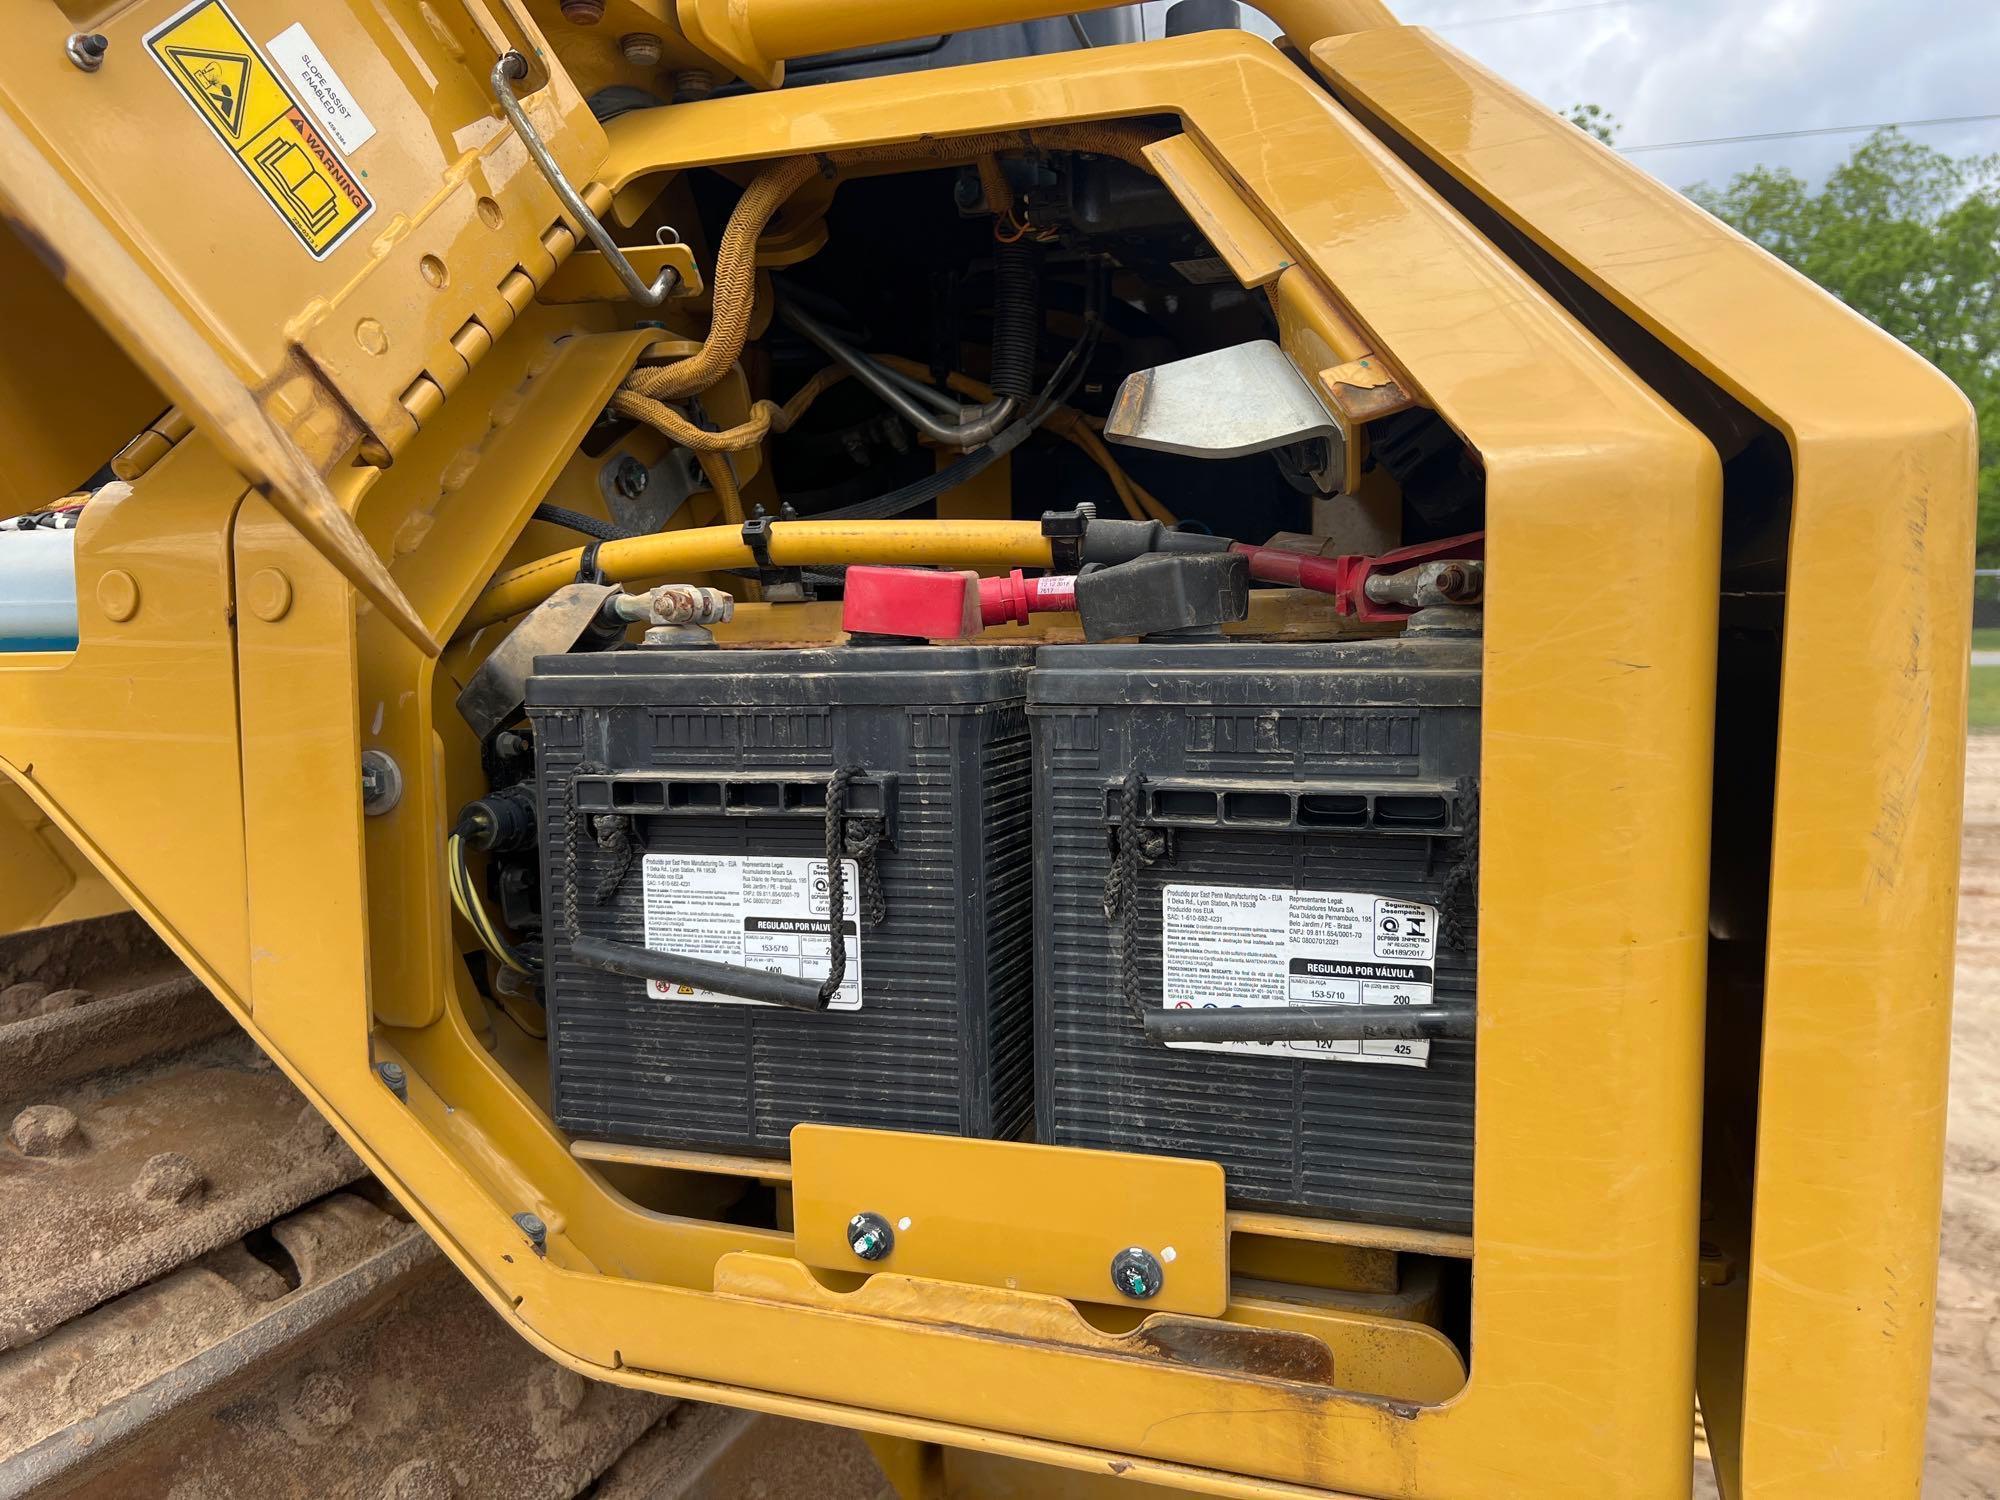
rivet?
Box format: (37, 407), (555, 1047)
(475, 196), (504, 229)
(355, 317), (389, 355)
(418, 254), (448, 290)
(97, 569), (139, 622)
(247, 567), (293, 622)
(559, 0), (605, 23)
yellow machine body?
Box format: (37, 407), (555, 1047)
(0, 3), (1970, 1497)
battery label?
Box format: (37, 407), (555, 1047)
(1160, 883), (1435, 1066)
(640, 854), (861, 1010)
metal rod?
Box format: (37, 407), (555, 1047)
(776, 301), (1018, 447)
(491, 53), (678, 308)
(1143, 1005), (1474, 1045)
(872, 359), (966, 415)
(570, 934), (827, 1011)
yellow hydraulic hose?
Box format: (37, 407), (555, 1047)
(462, 519), (1054, 633)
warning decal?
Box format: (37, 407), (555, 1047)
(1161, 883), (1437, 1067)
(641, 853), (863, 1011)
(146, 0), (373, 259)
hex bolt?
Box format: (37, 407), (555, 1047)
(610, 455), (649, 499)
(619, 32), (664, 68)
(847, 1211), (895, 1262)
(360, 749), (402, 816)
(66, 33), (108, 72)
(377, 1060), (409, 1101)
(1110, 1246), (1165, 1301)
(515, 1211), (549, 1255)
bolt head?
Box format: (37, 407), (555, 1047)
(360, 750), (402, 816)
(1110, 1246), (1165, 1301)
(847, 1211), (895, 1262)
(611, 456), (649, 498)
(67, 33), (108, 71)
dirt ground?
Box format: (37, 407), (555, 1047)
(1928, 733), (2000, 1495)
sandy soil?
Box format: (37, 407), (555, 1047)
(1929, 734), (2000, 1495)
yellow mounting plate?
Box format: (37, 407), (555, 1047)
(790, 1126), (1230, 1317)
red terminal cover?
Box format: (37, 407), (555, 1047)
(979, 569), (1077, 626)
(842, 567), (1082, 640)
(841, 566), (981, 640)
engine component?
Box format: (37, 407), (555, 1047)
(526, 644), (1036, 1154)
(1028, 633), (1481, 1231)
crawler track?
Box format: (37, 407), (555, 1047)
(0, 915), (891, 1499)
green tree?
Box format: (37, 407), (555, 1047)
(1565, 102), (1619, 145)
(1689, 131), (2000, 557)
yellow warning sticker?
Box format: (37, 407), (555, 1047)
(145, 0), (373, 259)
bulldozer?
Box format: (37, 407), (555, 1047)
(0, 1), (1973, 1495)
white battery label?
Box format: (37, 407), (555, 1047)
(1160, 883), (1436, 1066)
(640, 853), (862, 1010)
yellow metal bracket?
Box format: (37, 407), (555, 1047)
(791, 1127), (1230, 1318)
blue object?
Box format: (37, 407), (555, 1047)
(0, 528), (80, 651)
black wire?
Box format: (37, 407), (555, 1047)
(814, 261), (1107, 523)
(534, 503), (634, 541)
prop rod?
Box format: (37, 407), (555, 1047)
(492, 52), (678, 308)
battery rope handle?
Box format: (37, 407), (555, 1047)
(1105, 769), (1478, 1046)
(561, 764), (887, 1013)
(561, 762), (824, 1011)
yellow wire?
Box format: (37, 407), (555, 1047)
(448, 835), (532, 975)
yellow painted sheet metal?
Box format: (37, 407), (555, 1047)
(539, 243), (704, 304)
(1317, 28), (1974, 1498)
(221, 31), (1715, 1497)
(2, 22), (1725, 1497)
(0, 438), (252, 995)
(792, 1126), (1230, 1318)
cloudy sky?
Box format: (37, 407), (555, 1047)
(1140, 0), (2000, 190)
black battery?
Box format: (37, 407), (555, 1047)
(1027, 633), (1480, 1232)
(526, 643), (1035, 1155)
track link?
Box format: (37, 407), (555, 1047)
(0, 915), (892, 1499)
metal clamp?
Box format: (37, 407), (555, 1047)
(491, 52), (678, 308)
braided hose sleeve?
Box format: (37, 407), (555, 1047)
(977, 154), (1012, 214)
(608, 363), (848, 454)
(692, 449), (747, 525)
(533, 503), (631, 541)
(623, 154), (822, 403)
